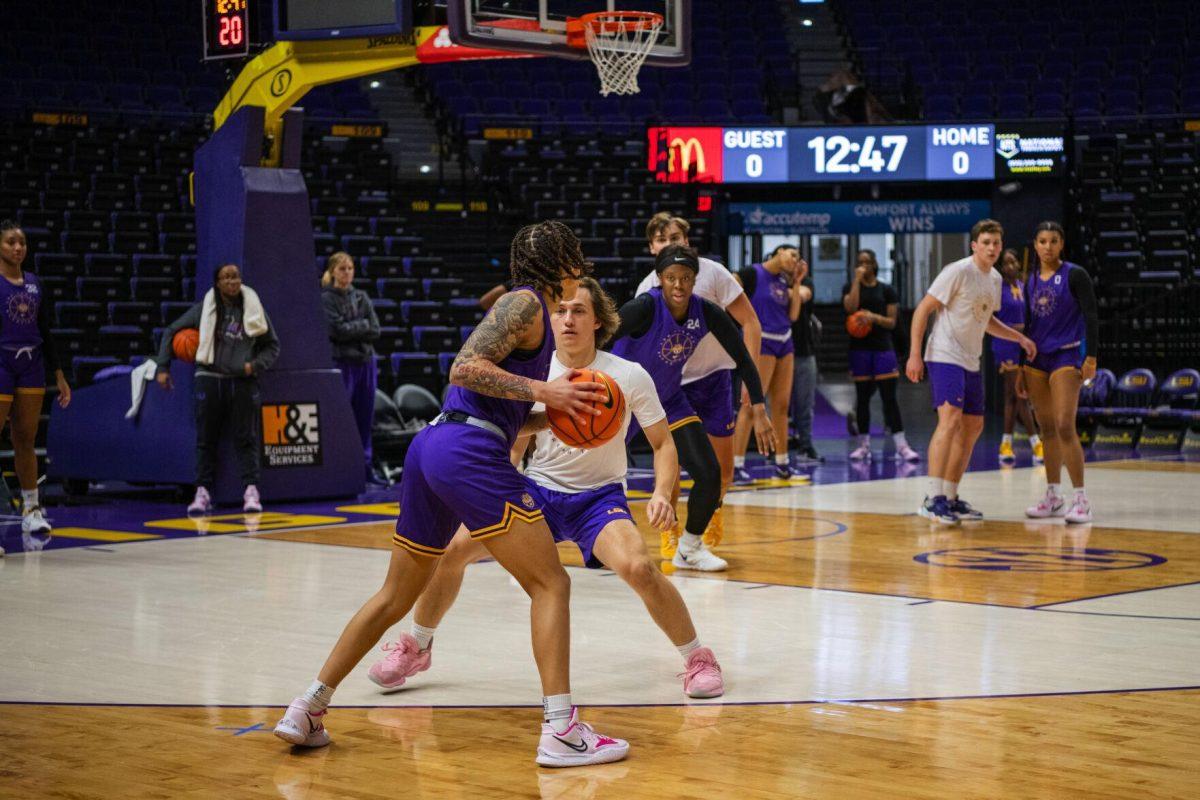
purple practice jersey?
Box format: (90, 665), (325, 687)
(996, 281), (1025, 328)
(442, 286), (553, 444)
(0, 272), (45, 349)
(611, 287), (709, 404)
(749, 262), (793, 336)
(1025, 263), (1085, 354)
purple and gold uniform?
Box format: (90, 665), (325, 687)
(1025, 263), (1086, 374)
(747, 262), (794, 358)
(991, 282), (1025, 372)
(682, 370), (734, 437)
(0, 272), (49, 400)
(612, 287), (709, 437)
(391, 287), (552, 557)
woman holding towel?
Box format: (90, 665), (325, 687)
(156, 264), (280, 514)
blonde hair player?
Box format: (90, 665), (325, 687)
(906, 219), (1036, 525)
(366, 277), (725, 702)
(635, 212), (763, 555)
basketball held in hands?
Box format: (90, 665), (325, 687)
(547, 369), (625, 449)
(846, 311), (873, 339)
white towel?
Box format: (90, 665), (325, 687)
(125, 358), (159, 420)
(196, 286), (268, 366)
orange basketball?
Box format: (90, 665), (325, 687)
(547, 369), (625, 449)
(172, 328), (200, 362)
(846, 311), (873, 339)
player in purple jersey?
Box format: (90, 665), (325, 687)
(731, 244), (807, 479)
(0, 220), (70, 548)
(275, 222), (631, 768)
(990, 249), (1042, 465)
(640, 213), (763, 553)
(1018, 222), (1100, 524)
(367, 278), (725, 700)
(612, 245), (774, 572)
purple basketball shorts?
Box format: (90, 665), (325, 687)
(392, 422), (544, 557)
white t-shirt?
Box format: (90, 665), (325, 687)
(526, 350), (665, 493)
(635, 256), (745, 383)
(924, 256), (1003, 371)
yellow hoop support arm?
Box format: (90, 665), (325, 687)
(212, 27), (442, 166)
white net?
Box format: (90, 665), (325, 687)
(583, 13), (663, 97)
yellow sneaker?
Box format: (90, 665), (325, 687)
(702, 506), (724, 548)
(660, 522), (681, 560)
(998, 440), (1015, 463)
(1032, 439), (1045, 464)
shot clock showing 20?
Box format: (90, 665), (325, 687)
(651, 124), (997, 184)
(202, 0), (250, 61)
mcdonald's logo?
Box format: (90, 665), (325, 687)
(648, 127), (724, 183)
(670, 137), (706, 175)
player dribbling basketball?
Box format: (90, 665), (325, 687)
(367, 277), (725, 701)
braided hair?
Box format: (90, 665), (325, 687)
(509, 220), (592, 300)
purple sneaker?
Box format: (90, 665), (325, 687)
(368, 633), (432, 689)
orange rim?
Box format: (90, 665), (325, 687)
(566, 11), (664, 48)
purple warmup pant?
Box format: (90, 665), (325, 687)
(336, 359), (377, 464)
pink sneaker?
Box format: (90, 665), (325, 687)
(849, 437), (871, 461)
(896, 444), (921, 463)
(536, 707), (629, 768)
(187, 486), (211, 516)
(367, 633), (432, 689)
(273, 698), (330, 747)
(1025, 491), (1066, 519)
(682, 647), (724, 698)
(1065, 496), (1092, 524)
(243, 485), (262, 513)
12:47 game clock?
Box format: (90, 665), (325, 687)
(202, 0), (250, 61)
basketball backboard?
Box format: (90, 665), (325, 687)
(446, 0), (690, 66)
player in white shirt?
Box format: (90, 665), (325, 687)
(635, 212), (762, 555)
(366, 278), (726, 704)
(906, 219), (1036, 525)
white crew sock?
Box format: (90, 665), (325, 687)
(774, 454), (789, 466)
(927, 477), (944, 498)
(411, 623), (436, 650)
(543, 693), (574, 734)
(679, 532), (703, 552)
(944, 481), (958, 500)
(1074, 487), (1087, 499)
(303, 680), (334, 714)
(677, 637), (702, 661)
(892, 431), (909, 449)
(1048, 483), (1062, 497)
(734, 455), (745, 468)
(1002, 433), (1013, 445)
(21, 489), (38, 511)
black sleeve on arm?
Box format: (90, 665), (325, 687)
(1068, 265), (1100, 356)
(884, 284), (900, 305)
(702, 300), (765, 404)
(36, 291), (61, 373)
(737, 267), (757, 298)
(609, 294), (656, 345)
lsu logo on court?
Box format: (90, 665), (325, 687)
(262, 403), (322, 467)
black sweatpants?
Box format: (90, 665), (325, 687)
(194, 373), (262, 488)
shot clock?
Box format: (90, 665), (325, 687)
(650, 124), (998, 184)
(202, 0), (250, 61)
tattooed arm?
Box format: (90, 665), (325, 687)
(449, 289), (543, 401)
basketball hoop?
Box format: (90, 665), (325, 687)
(567, 11), (664, 96)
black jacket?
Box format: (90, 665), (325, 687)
(322, 285), (380, 364)
(156, 294), (281, 377)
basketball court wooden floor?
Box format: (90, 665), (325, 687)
(2, 459), (1198, 798)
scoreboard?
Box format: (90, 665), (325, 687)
(650, 124), (999, 184)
